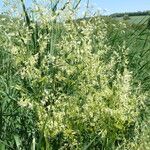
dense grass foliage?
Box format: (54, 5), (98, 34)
(0, 1), (150, 149)
(105, 16), (150, 150)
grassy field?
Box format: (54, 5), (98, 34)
(115, 15), (150, 24)
(0, 1), (150, 150)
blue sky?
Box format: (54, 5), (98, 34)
(0, 0), (150, 15)
(90, 0), (150, 14)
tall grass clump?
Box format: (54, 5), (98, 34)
(0, 0), (149, 149)
(106, 15), (150, 150)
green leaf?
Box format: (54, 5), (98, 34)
(0, 142), (5, 150)
(14, 135), (22, 150)
(83, 135), (98, 150)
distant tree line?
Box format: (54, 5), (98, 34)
(110, 10), (150, 17)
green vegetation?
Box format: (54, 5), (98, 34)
(115, 15), (149, 25)
(110, 10), (150, 17)
(111, 10), (150, 26)
(0, 0), (150, 149)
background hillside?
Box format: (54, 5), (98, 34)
(110, 10), (150, 25)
